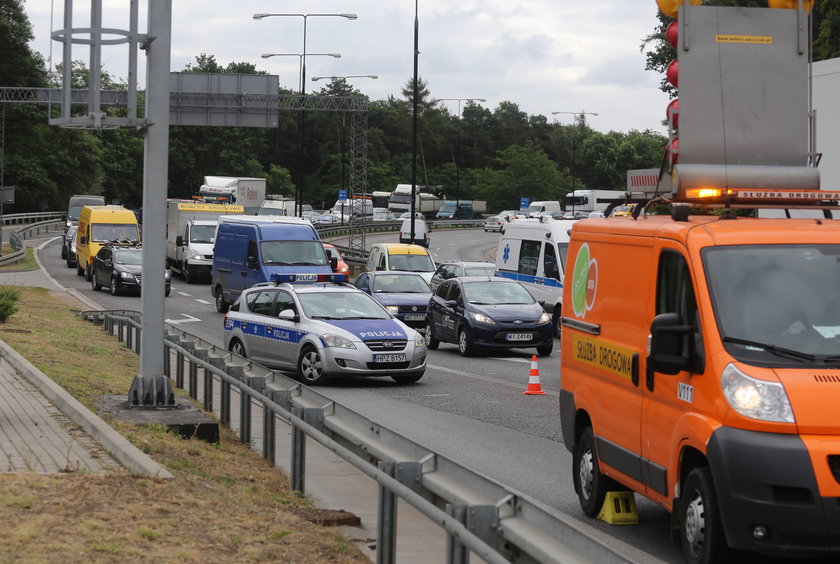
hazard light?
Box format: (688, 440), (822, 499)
(683, 188), (728, 200)
(271, 273), (348, 284)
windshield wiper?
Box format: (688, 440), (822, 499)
(723, 336), (818, 362)
(310, 315), (341, 320)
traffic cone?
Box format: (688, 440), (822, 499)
(523, 355), (546, 395)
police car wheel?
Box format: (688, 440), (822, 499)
(679, 467), (730, 564)
(298, 346), (327, 385)
(573, 426), (617, 518)
(229, 339), (246, 358)
(424, 321), (439, 350)
(457, 327), (474, 357)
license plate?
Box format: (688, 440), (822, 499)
(505, 333), (532, 342)
(373, 353), (406, 363)
(403, 314), (425, 321)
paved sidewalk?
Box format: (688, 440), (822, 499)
(0, 352), (122, 474)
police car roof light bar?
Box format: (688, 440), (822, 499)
(270, 273), (348, 285)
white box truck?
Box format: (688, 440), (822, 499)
(198, 176), (266, 214)
(166, 200), (244, 283)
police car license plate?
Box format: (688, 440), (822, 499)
(505, 333), (531, 342)
(374, 353), (406, 363)
(403, 314), (425, 321)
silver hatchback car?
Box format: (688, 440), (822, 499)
(223, 273), (427, 385)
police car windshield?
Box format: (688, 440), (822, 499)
(299, 292), (390, 320)
(260, 241), (328, 266)
(464, 281), (534, 305)
(703, 244), (840, 363)
(190, 224), (216, 244)
(389, 254), (434, 272)
(374, 274), (430, 293)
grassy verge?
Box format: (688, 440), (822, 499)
(0, 245), (38, 270)
(0, 286), (367, 563)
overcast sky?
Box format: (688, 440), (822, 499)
(24, 0), (671, 135)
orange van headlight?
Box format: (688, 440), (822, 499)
(721, 363), (794, 423)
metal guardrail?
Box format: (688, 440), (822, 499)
(79, 309), (630, 564)
(0, 216), (65, 266)
(316, 219), (485, 265)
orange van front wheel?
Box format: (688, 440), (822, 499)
(679, 467), (731, 564)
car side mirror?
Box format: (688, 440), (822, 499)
(247, 256), (259, 270)
(330, 257), (338, 271)
(648, 312), (693, 375)
(176, 235), (184, 246)
(445, 299), (458, 309)
(277, 309), (298, 321)
(376, 265), (385, 271)
(80, 236), (87, 244)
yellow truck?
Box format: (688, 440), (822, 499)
(75, 205), (140, 280)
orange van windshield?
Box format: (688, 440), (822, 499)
(702, 245), (840, 365)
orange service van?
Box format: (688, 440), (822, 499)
(560, 194), (840, 562)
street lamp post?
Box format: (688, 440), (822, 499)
(255, 12), (357, 216)
(312, 74), (378, 225)
(551, 110), (598, 214)
(438, 98), (485, 208)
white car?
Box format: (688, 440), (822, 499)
(223, 274), (427, 385)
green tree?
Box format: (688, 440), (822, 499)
(475, 142), (570, 211)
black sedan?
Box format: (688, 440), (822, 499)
(90, 243), (171, 297)
(425, 276), (553, 357)
(353, 271), (432, 331)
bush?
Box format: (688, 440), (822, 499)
(0, 287), (20, 322)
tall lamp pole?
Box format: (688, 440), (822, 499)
(551, 110), (598, 214)
(255, 12), (357, 216)
(438, 98), (485, 207)
(312, 75), (378, 224)
(410, 0), (419, 243)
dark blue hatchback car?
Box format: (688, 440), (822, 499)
(353, 271), (432, 331)
(424, 276), (553, 357)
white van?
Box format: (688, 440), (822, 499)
(495, 217), (576, 336)
(526, 200), (562, 217)
(399, 218), (430, 248)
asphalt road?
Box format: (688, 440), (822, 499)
(36, 228), (680, 564)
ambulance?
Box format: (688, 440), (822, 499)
(494, 217), (576, 337)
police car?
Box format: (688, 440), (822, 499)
(223, 273), (427, 385)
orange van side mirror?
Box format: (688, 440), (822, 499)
(648, 313), (693, 375)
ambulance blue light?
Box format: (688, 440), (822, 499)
(271, 273), (348, 284)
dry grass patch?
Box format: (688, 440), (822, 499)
(0, 287), (368, 563)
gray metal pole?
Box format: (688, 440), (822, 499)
(377, 461), (397, 564)
(129, 0), (173, 406)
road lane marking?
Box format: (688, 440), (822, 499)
(195, 299), (213, 305)
(165, 313), (201, 324)
(177, 291), (191, 297)
(427, 363), (558, 396)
